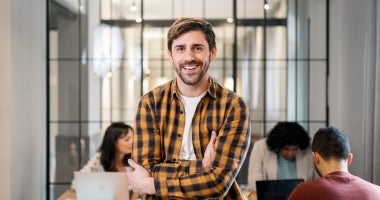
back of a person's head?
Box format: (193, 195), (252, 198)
(266, 121), (310, 152)
(311, 126), (350, 161)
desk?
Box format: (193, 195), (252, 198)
(57, 189), (254, 200)
(57, 189), (142, 200)
(243, 191), (257, 200)
(57, 189), (76, 200)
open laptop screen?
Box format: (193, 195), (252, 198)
(256, 179), (304, 200)
(74, 172), (129, 200)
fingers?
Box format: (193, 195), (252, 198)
(127, 159), (138, 169)
(207, 131), (217, 148)
(210, 131), (217, 143)
(127, 159), (150, 177)
(202, 131), (217, 172)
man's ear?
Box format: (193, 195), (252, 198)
(312, 152), (320, 164)
(347, 153), (353, 166)
(209, 47), (217, 61)
(167, 50), (173, 63)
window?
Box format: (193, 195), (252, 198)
(48, 0), (328, 199)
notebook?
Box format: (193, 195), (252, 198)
(256, 179), (304, 200)
(74, 171), (129, 200)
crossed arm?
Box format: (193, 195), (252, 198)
(129, 92), (250, 199)
(126, 131), (217, 195)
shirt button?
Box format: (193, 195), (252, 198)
(172, 158), (176, 162)
(180, 110), (184, 114)
(178, 134), (182, 137)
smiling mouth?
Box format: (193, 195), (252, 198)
(183, 64), (199, 70)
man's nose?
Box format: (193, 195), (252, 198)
(183, 49), (195, 62)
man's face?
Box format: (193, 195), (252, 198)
(168, 30), (216, 86)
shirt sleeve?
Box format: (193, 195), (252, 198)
(133, 93), (251, 199)
(287, 184), (307, 200)
(248, 139), (267, 191)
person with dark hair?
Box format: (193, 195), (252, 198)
(71, 122), (133, 189)
(288, 126), (380, 200)
(248, 122), (318, 191)
(126, 18), (251, 199)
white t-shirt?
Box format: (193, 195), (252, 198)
(178, 92), (205, 160)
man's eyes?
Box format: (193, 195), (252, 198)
(175, 47), (185, 52)
(194, 47), (203, 52)
(174, 47), (204, 52)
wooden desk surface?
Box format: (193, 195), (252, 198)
(244, 191), (257, 200)
(57, 189), (142, 200)
(57, 189), (76, 200)
(57, 189), (254, 200)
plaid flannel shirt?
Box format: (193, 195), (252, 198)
(132, 78), (251, 199)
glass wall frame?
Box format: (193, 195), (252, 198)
(47, 0), (328, 199)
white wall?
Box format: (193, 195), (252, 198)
(329, 0), (369, 177)
(0, 0), (12, 199)
(0, 0), (46, 199)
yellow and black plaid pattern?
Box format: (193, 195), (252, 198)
(133, 78), (251, 200)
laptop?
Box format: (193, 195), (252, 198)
(74, 171), (130, 200)
(256, 179), (304, 200)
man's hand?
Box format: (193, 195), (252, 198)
(202, 131), (217, 172)
(127, 159), (155, 195)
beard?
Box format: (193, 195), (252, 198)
(175, 61), (209, 86)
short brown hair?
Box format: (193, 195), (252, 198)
(167, 18), (216, 51)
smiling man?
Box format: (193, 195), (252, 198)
(126, 18), (251, 200)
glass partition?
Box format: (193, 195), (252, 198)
(48, 0), (328, 198)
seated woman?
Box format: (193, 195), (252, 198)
(71, 122), (133, 189)
(248, 121), (318, 191)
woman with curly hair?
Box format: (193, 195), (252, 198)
(248, 122), (318, 191)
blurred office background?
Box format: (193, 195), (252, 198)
(1, 0), (379, 199)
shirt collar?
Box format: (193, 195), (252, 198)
(170, 77), (217, 100)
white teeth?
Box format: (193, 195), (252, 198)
(184, 65), (196, 70)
